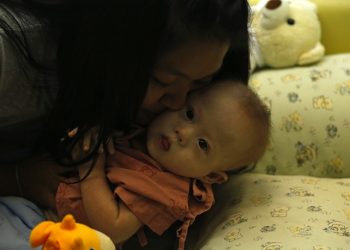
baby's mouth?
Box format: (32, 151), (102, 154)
(160, 135), (170, 151)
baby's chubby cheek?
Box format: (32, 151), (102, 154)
(146, 134), (161, 159)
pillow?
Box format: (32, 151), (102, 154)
(249, 53), (350, 178)
(193, 173), (350, 249)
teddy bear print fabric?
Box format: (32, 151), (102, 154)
(194, 173), (350, 250)
(249, 53), (350, 178)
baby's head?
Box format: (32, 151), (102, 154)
(147, 81), (270, 183)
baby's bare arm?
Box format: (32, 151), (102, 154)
(79, 154), (142, 244)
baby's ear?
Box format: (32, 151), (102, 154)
(200, 171), (228, 184)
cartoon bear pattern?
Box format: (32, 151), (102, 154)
(195, 173), (350, 250)
(249, 53), (350, 178)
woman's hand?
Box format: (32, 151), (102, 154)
(15, 128), (118, 211)
(68, 127), (116, 161)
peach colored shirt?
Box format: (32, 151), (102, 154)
(56, 146), (224, 249)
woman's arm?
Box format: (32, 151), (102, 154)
(0, 154), (64, 211)
(0, 162), (22, 196)
(79, 153), (142, 244)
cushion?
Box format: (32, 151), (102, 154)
(249, 53), (350, 178)
(193, 173), (350, 249)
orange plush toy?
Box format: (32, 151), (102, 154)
(29, 214), (115, 250)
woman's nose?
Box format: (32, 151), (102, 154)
(160, 81), (191, 110)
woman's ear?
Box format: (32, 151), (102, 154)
(200, 171), (228, 184)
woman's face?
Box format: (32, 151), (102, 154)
(136, 40), (230, 125)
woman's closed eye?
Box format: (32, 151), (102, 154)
(151, 75), (172, 87)
(198, 138), (209, 152)
(195, 76), (213, 86)
(184, 106), (195, 120)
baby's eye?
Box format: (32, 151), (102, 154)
(198, 138), (209, 152)
(185, 106), (195, 120)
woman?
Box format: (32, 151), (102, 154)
(0, 0), (250, 248)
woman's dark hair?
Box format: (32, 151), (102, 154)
(160, 0), (251, 82)
(0, 0), (250, 165)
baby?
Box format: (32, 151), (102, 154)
(55, 81), (270, 250)
(146, 80), (270, 180)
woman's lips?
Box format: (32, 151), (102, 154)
(160, 135), (170, 151)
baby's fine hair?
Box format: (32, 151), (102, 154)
(215, 80), (271, 162)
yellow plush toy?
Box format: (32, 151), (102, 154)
(29, 214), (115, 250)
(250, 0), (325, 71)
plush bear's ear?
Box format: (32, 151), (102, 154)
(29, 221), (55, 247)
(200, 171), (228, 184)
(251, 0), (269, 12)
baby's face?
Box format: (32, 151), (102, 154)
(146, 83), (258, 179)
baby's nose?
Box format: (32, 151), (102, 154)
(175, 126), (193, 144)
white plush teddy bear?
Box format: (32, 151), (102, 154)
(250, 0), (325, 71)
